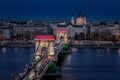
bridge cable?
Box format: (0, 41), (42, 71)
(32, 41), (41, 60)
(17, 41), (41, 80)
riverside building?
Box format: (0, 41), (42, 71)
(51, 11), (88, 39)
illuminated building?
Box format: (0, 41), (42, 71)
(1, 27), (13, 39)
(13, 23), (53, 40)
(51, 11), (87, 38)
(90, 21), (120, 40)
(76, 11), (86, 25)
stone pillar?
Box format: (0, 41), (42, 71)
(48, 42), (55, 60)
(64, 33), (67, 43)
(35, 41), (48, 60)
(57, 33), (60, 43)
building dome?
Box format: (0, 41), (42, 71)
(76, 11), (86, 25)
(77, 10), (82, 17)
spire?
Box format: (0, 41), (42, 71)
(77, 10), (82, 17)
(71, 15), (74, 25)
(72, 14), (74, 17)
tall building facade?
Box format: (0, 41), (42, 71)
(90, 21), (120, 40)
(13, 22), (53, 40)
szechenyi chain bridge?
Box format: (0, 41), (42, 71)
(15, 29), (69, 80)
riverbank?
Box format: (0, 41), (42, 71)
(0, 42), (35, 48)
(1, 42), (120, 49)
(69, 40), (120, 48)
(1, 44), (120, 49)
(0, 45), (35, 48)
(71, 44), (120, 49)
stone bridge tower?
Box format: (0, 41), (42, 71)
(34, 35), (55, 60)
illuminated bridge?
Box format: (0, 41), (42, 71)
(16, 29), (68, 80)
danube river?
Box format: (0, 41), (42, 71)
(0, 47), (35, 80)
(1, 47), (120, 80)
(60, 48), (120, 80)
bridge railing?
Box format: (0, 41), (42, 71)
(17, 51), (49, 79)
(23, 56), (51, 80)
(54, 41), (65, 59)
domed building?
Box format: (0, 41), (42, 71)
(71, 11), (86, 25)
(76, 11), (86, 25)
(51, 11), (88, 39)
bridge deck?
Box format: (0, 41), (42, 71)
(17, 41), (65, 80)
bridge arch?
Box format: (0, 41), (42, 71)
(56, 29), (68, 43)
(35, 35), (55, 60)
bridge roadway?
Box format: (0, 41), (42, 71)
(17, 41), (65, 80)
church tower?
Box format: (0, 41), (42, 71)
(83, 16), (86, 25)
(76, 10), (86, 25)
(71, 15), (74, 25)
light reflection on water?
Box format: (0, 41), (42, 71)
(2, 47), (6, 53)
(118, 48), (120, 55)
(71, 47), (77, 52)
(106, 48), (110, 54)
(97, 49), (105, 54)
(97, 48), (110, 54)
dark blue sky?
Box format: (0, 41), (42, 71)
(0, 0), (120, 21)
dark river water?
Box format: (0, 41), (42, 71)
(60, 48), (120, 80)
(1, 47), (120, 80)
(0, 47), (35, 80)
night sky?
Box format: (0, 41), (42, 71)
(0, 0), (120, 21)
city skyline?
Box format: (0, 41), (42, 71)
(0, 0), (120, 21)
